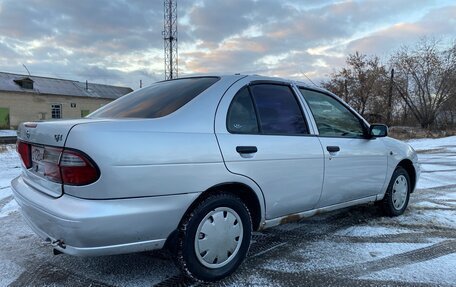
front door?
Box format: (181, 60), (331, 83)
(215, 79), (324, 219)
(299, 88), (387, 207)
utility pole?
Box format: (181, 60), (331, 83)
(163, 0), (178, 80)
(344, 79), (349, 102)
(387, 68), (394, 125)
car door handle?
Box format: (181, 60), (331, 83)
(326, 146), (340, 153)
(236, 146), (258, 154)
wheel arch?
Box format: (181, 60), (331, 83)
(164, 182), (264, 251)
(192, 182), (263, 231)
(397, 159), (416, 192)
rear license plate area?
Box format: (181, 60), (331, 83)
(31, 146), (45, 163)
(31, 145), (45, 174)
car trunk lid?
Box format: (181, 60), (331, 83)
(16, 119), (107, 197)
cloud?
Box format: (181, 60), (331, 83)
(178, 0), (449, 79)
(346, 5), (456, 55)
(0, 0), (454, 88)
(187, 0), (256, 44)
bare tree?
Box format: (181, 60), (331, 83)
(323, 52), (389, 119)
(392, 39), (456, 128)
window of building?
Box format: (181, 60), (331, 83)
(51, 104), (62, 119)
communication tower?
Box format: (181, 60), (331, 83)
(163, 0), (178, 80)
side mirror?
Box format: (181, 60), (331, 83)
(369, 124), (388, 138)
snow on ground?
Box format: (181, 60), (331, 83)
(0, 259), (24, 287)
(334, 225), (409, 237)
(0, 130), (17, 137)
(406, 135), (456, 151)
(0, 199), (18, 218)
(262, 241), (440, 273)
(377, 208), (456, 229)
(406, 136), (456, 189)
(414, 200), (453, 209)
(0, 144), (21, 217)
(435, 193), (456, 201)
(360, 253), (456, 285)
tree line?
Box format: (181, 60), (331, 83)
(321, 38), (456, 129)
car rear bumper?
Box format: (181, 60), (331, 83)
(11, 176), (199, 256)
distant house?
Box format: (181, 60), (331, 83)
(0, 72), (133, 129)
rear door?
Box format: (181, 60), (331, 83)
(215, 78), (324, 219)
(298, 88), (387, 207)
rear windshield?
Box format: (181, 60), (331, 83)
(89, 77), (219, 118)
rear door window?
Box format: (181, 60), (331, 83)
(227, 87), (259, 134)
(250, 84), (308, 135)
(90, 77), (219, 118)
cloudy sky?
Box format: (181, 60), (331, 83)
(0, 0), (455, 89)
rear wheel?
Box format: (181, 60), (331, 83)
(380, 166), (411, 216)
(176, 193), (252, 282)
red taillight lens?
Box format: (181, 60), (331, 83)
(17, 141), (32, 168)
(17, 141), (99, 186)
(59, 150), (99, 185)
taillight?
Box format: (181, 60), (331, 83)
(17, 141), (32, 168)
(42, 147), (64, 183)
(59, 150), (99, 185)
(18, 141), (99, 186)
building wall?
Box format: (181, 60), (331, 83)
(0, 91), (113, 129)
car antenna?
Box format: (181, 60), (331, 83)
(303, 72), (318, 87)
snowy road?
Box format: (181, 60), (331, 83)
(0, 137), (455, 286)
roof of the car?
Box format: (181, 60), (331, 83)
(173, 74), (324, 90)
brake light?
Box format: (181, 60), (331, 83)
(60, 150), (99, 185)
(17, 141), (32, 168)
(18, 142), (99, 186)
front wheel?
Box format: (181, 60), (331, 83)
(380, 166), (411, 216)
(176, 193), (252, 282)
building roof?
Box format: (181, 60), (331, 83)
(0, 72), (133, 100)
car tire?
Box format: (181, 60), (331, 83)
(176, 193), (252, 282)
(380, 166), (411, 216)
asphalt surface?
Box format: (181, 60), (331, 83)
(0, 142), (455, 286)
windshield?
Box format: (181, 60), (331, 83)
(89, 77), (219, 118)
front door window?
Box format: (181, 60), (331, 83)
(300, 89), (365, 137)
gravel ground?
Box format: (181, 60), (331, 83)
(0, 137), (455, 286)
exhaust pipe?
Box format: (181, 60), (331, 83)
(46, 238), (66, 255)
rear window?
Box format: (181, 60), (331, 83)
(89, 77), (219, 118)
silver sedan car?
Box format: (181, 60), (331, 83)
(12, 75), (420, 281)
